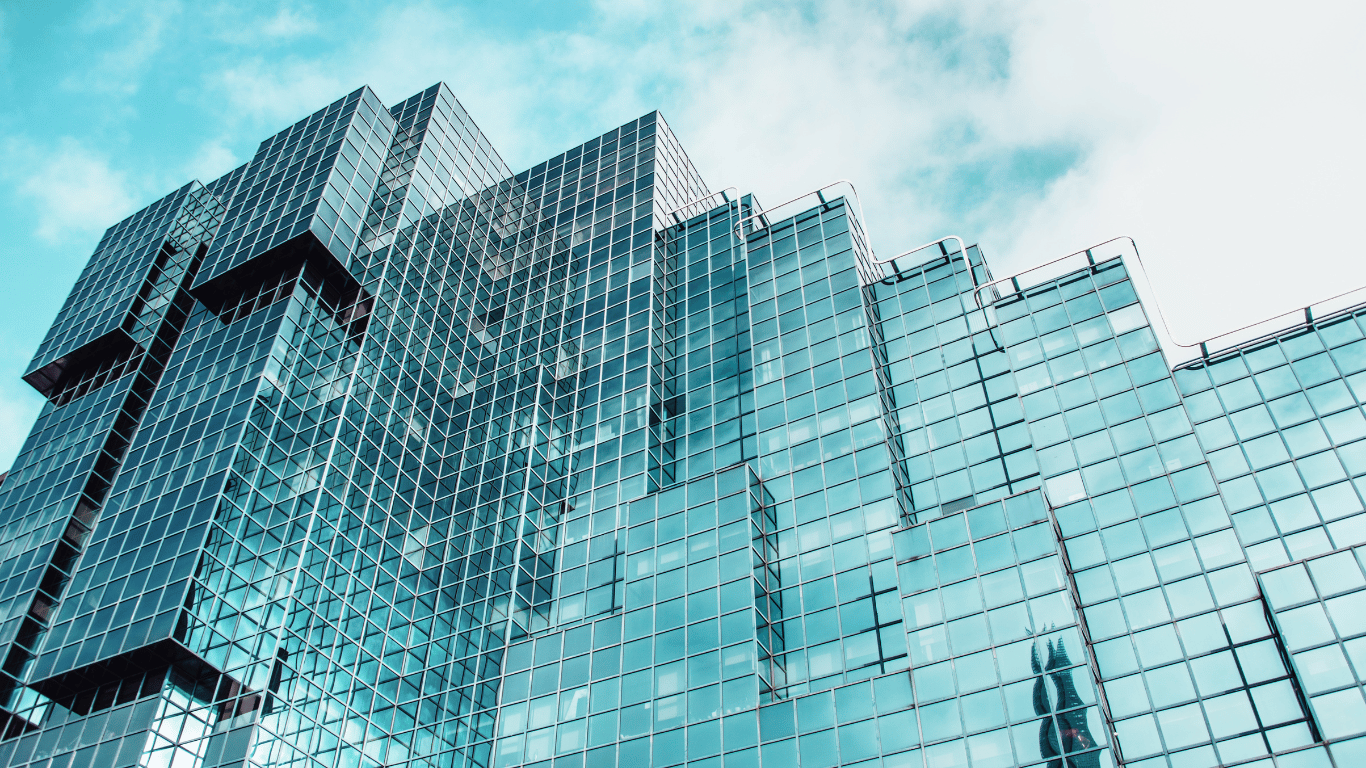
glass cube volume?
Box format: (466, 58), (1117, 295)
(0, 82), (1363, 768)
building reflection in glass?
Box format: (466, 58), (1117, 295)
(1032, 636), (1100, 768)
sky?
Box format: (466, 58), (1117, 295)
(0, 0), (1363, 471)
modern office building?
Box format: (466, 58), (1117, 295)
(0, 81), (1362, 768)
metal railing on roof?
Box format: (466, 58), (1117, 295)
(970, 236), (1366, 367)
(662, 179), (1366, 368)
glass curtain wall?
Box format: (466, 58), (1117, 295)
(0, 83), (1364, 768)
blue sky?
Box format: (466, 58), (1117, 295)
(1, 0), (1363, 471)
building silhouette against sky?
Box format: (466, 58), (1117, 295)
(0, 82), (1362, 768)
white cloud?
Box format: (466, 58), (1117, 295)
(975, 1), (1366, 344)
(183, 138), (240, 184)
(12, 137), (136, 243)
(62, 0), (182, 95)
(208, 2), (320, 45)
(260, 6), (318, 38)
(216, 58), (344, 126)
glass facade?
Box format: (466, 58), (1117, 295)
(0, 82), (1362, 768)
